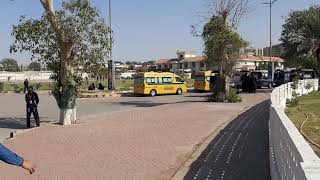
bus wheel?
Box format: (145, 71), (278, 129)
(150, 89), (157, 97)
(176, 88), (183, 95)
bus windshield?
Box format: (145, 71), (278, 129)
(134, 76), (144, 84)
(194, 76), (205, 81)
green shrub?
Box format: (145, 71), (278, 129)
(33, 83), (41, 90)
(208, 88), (241, 103)
(227, 88), (242, 103)
(12, 84), (23, 93)
(0, 82), (4, 92)
(208, 92), (224, 102)
(287, 98), (299, 107)
(305, 82), (312, 90)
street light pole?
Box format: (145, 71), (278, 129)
(108, 0), (116, 90)
(263, 0), (279, 83)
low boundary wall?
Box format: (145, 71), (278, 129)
(270, 79), (320, 180)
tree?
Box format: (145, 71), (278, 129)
(280, 5), (320, 80)
(199, 0), (248, 101)
(0, 58), (19, 71)
(28, 61), (41, 71)
(11, 0), (112, 125)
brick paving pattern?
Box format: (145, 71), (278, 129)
(0, 93), (269, 180)
(184, 100), (271, 180)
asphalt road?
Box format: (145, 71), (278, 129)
(0, 92), (210, 140)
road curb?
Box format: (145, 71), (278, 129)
(1, 122), (56, 144)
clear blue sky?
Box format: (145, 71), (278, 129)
(0, 0), (318, 64)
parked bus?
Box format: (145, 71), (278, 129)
(194, 71), (218, 92)
(134, 72), (187, 96)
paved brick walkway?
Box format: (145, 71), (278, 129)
(0, 93), (269, 180)
(183, 100), (271, 180)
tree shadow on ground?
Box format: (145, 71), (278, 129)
(115, 99), (208, 108)
(183, 100), (271, 180)
(0, 117), (56, 130)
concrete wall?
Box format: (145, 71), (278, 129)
(270, 79), (320, 180)
(0, 71), (53, 82)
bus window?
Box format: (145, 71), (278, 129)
(175, 77), (184, 83)
(194, 76), (204, 81)
(134, 77), (144, 84)
(162, 77), (172, 83)
(146, 77), (157, 84)
(206, 76), (211, 82)
(158, 77), (162, 84)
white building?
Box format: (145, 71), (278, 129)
(237, 53), (284, 71)
(155, 51), (284, 75)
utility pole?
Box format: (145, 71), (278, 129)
(108, 0), (116, 90)
(262, 0), (279, 83)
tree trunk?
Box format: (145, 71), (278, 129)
(317, 48), (320, 91)
(212, 74), (226, 102)
(57, 46), (77, 125)
(59, 108), (76, 125)
(57, 85), (77, 125)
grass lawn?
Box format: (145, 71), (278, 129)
(286, 91), (320, 157)
(0, 79), (134, 93)
(1, 78), (195, 93)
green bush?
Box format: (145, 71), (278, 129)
(0, 82), (4, 92)
(305, 82), (312, 90)
(33, 83), (41, 90)
(208, 88), (241, 103)
(227, 88), (242, 103)
(208, 92), (224, 102)
(287, 98), (299, 107)
(12, 84), (23, 93)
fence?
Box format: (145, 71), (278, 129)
(270, 79), (320, 180)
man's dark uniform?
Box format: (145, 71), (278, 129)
(25, 89), (40, 128)
(23, 79), (29, 93)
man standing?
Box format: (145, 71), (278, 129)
(0, 143), (36, 174)
(25, 86), (40, 128)
(23, 79), (29, 93)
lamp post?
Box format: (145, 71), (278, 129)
(107, 0), (116, 90)
(262, 0), (279, 82)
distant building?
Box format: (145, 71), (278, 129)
(0, 71), (53, 82)
(155, 51), (206, 76)
(262, 44), (286, 57)
(237, 53), (284, 71)
(155, 50), (285, 75)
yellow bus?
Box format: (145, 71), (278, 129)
(134, 72), (187, 96)
(194, 71), (216, 92)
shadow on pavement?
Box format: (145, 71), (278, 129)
(0, 117), (55, 130)
(0, 118), (27, 129)
(183, 100), (271, 180)
(116, 99), (208, 108)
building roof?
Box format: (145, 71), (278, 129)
(176, 50), (196, 54)
(179, 56), (205, 63)
(239, 54), (284, 62)
(155, 54), (284, 65)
